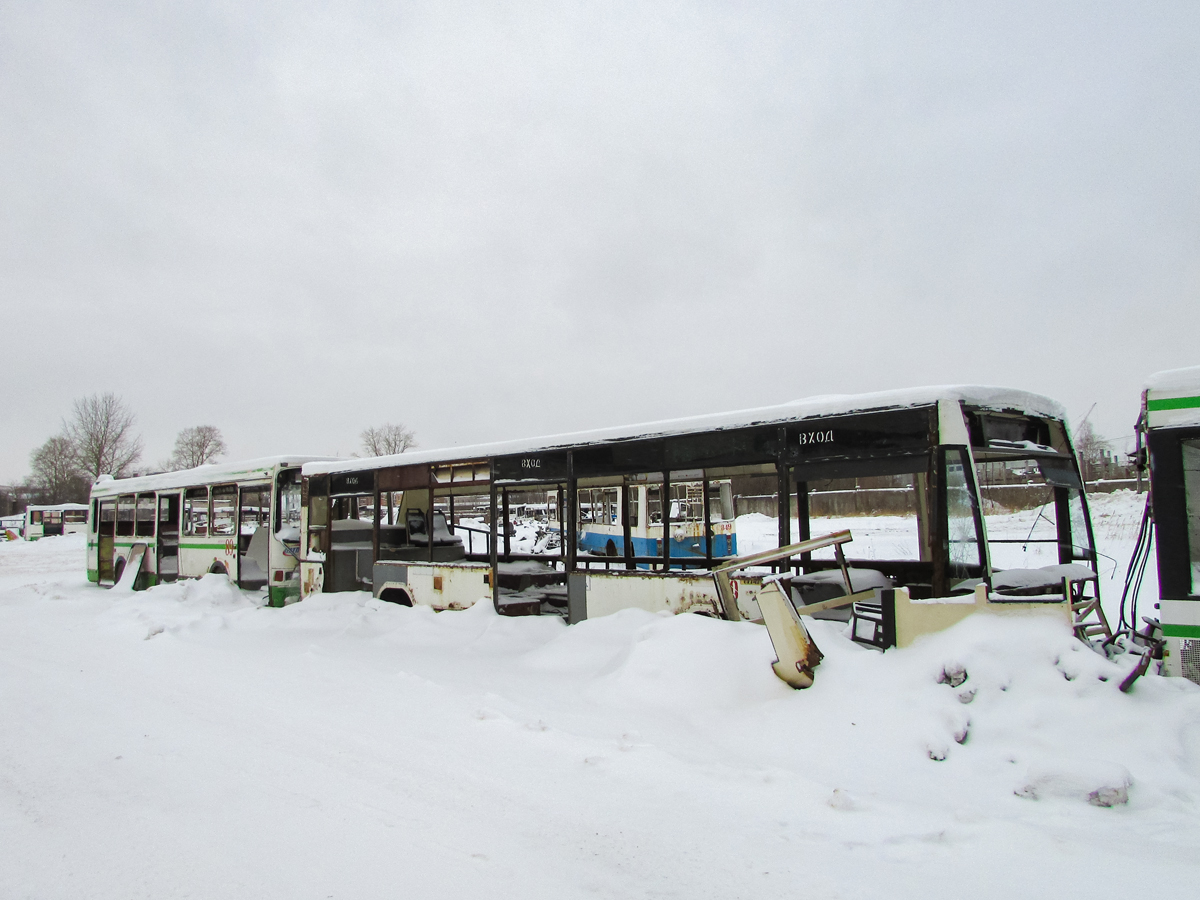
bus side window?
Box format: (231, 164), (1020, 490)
(185, 487), (210, 537)
(1182, 441), (1200, 593)
(135, 493), (156, 538)
(211, 485), (237, 535)
(116, 496), (135, 537)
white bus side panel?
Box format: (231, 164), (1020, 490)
(582, 571), (764, 620)
(179, 539), (237, 579)
(399, 563), (491, 611)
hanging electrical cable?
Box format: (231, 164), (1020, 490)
(1118, 494), (1154, 634)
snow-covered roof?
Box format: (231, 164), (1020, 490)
(305, 384), (1066, 478)
(1145, 365), (1200, 429)
(90, 456), (339, 498)
(1145, 365), (1200, 394)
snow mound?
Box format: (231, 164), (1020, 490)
(3, 549), (1200, 897)
(139, 572), (261, 611)
(1015, 757), (1133, 806)
(99, 573), (262, 639)
(586, 612), (788, 709)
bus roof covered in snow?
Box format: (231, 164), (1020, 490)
(304, 384), (1068, 479)
(90, 456), (338, 497)
(1144, 365), (1200, 430)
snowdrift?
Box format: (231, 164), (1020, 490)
(2, 532), (1198, 899)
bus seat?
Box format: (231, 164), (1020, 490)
(791, 568), (894, 621)
(406, 510), (427, 540)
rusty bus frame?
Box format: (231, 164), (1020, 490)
(299, 385), (1099, 629)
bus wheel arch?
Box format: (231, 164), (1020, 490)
(379, 587), (413, 606)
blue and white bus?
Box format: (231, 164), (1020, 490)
(576, 479), (736, 560)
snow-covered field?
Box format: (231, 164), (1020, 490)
(2, 491), (1197, 899)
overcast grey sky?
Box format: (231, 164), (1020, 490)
(2, 1), (1196, 481)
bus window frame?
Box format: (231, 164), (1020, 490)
(184, 486), (210, 537)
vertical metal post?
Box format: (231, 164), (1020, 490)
(502, 488), (511, 561)
(622, 480), (634, 570)
(797, 480), (811, 569)
(372, 487), (380, 566)
(489, 479), (499, 609)
(930, 450), (947, 597)
(557, 484), (565, 567)
(661, 471), (671, 571)
(777, 461), (791, 572)
(702, 473), (713, 566)
(777, 463), (791, 546)
(565, 452), (577, 574)
(1054, 487), (1073, 565)
(427, 470), (435, 563)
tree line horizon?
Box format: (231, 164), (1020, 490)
(12, 392), (417, 506)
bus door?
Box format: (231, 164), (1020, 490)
(238, 483), (270, 590)
(157, 493), (181, 582)
(44, 510), (64, 537)
(97, 501), (116, 584)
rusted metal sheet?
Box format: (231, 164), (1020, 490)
(377, 464), (430, 492)
(497, 598), (542, 617)
(756, 580), (823, 688)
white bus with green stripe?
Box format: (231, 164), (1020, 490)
(87, 456), (337, 606)
(1140, 365), (1200, 683)
(25, 503), (89, 540)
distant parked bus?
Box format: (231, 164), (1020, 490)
(2, 513), (25, 539)
(577, 480), (736, 560)
(24, 503), (89, 540)
(87, 456), (336, 604)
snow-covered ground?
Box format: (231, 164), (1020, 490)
(2, 491), (1197, 899)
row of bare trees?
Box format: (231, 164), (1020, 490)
(24, 394), (229, 505)
(21, 393), (419, 506)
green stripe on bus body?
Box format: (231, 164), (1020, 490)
(93, 540), (229, 547)
(1163, 623), (1200, 639)
(1147, 395), (1200, 412)
(105, 541), (227, 548)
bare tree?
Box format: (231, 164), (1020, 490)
(360, 423), (417, 457)
(64, 392), (144, 480)
(168, 425), (228, 470)
(28, 434), (89, 503)
(1074, 419), (1109, 483)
